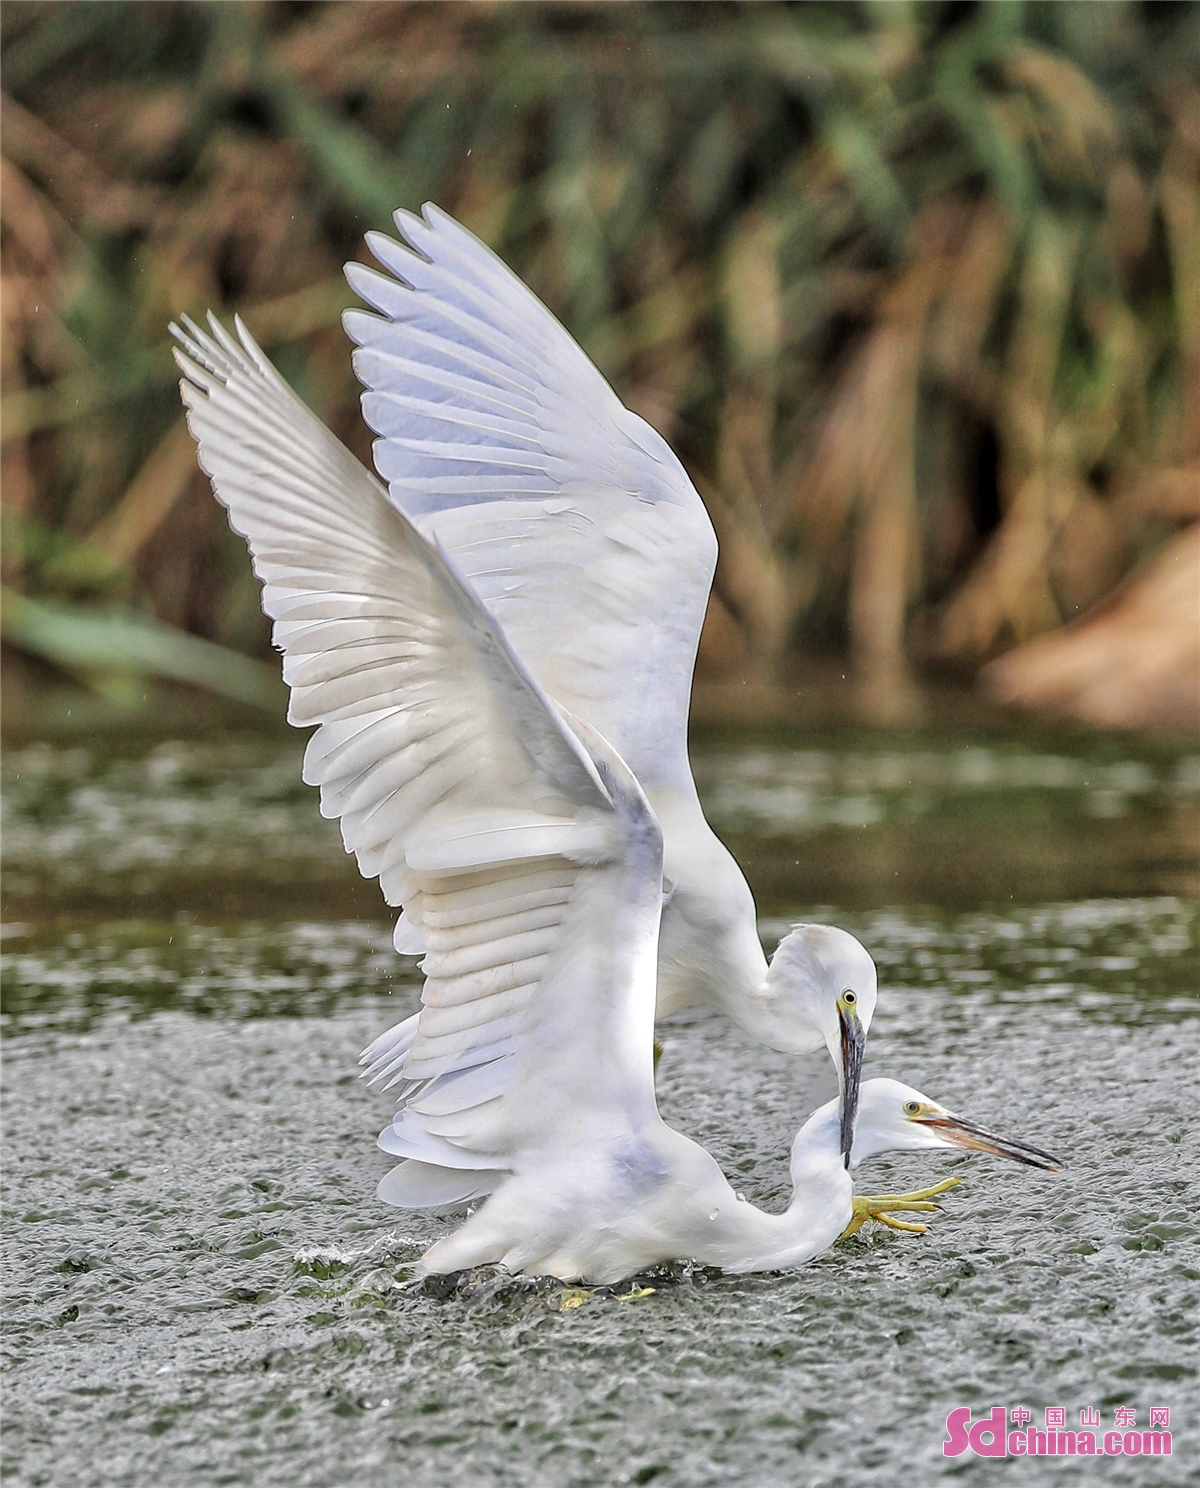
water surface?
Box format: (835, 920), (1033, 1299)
(3, 731), (1197, 1485)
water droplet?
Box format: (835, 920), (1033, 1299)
(736, 1191), (747, 1202)
(708, 1209), (719, 1221)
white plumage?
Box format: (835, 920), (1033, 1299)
(341, 204), (874, 1057)
(342, 208), (715, 800)
(172, 203), (887, 1269)
(175, 316), (660, 1198)
(175, 301), (1058, 1282)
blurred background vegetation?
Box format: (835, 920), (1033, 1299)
(2, 0), (1198, 735)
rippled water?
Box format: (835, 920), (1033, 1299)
(3, 731), (1198, 1485)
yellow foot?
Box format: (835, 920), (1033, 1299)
(839, 1177), (962, 1239)
(555, 1282), (656, 1309)
(612, 1284), (656, 1302)
(555, 1287), (595, 1310)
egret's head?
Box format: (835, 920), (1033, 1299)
(850, 1077), (1061, 1171)
(766, 925), (877, 1168)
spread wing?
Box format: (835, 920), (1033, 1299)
(342, 203), (718, 802)
(174, 315), (663, 1189)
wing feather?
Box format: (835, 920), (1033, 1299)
(176, 315), (664, 1200)
(344, 203), (718, 796)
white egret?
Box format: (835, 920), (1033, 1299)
(408, 1077), (1059, 1284)
(175, 319), (1057, 1286)
(339, 205), (876, 1080)
(174, 203), (877, 1156)
(339, 205), (759, 1012)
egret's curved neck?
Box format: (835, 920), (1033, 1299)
(688, 1112), (851, 1273)
(654, 791), (770, 1021)
(727, 948), (827, 1056)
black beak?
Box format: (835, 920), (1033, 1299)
(917, 1114), (1062, 1171)
(838, 1004), (866, 1168)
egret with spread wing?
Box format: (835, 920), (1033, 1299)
(340, 204), (876, 1104)
(175, 321), (1057, 1282)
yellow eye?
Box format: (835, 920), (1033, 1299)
(842, 990), (857, 1006)
(904, 1100), (921, 1116)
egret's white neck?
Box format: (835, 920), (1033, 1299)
(653, 790), (771, 1021)
(726, 971), (822, 1055)
(687, 1106), (852, 1273)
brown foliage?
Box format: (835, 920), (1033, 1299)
(2, 2), (1196, 728)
